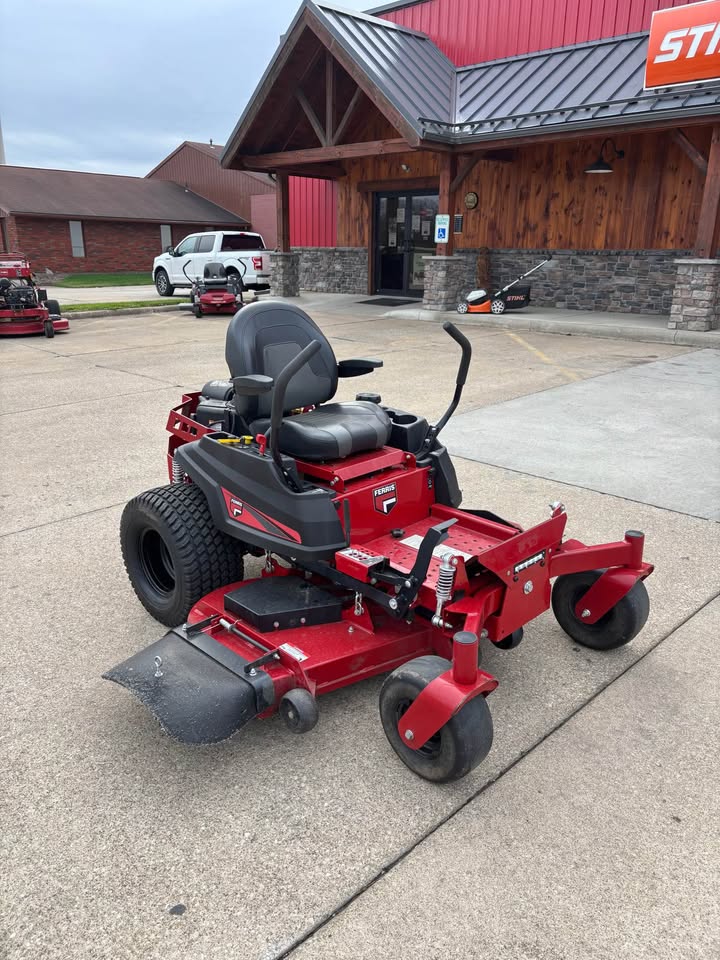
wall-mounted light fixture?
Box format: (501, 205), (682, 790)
(585, 138), (625, 174)
(400, 163), (412, 173)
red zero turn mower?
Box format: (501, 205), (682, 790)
(457, 255), (552, 316)
(0, 253), (69, 338)
(186, 259), (246, 318)
(105, 302), (653, 782)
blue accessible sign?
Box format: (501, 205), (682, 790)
(434, 214), (450, 244)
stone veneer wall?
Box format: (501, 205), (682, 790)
(454, 249), (689, 315)
(269, 251), (300, 297)
(668, 259), (720, 331)
(294, 247), (368, 294)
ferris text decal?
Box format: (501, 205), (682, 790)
(222, 489), (244, 519)
(373, 482), (397, 514)
(645, 0), (720, 88)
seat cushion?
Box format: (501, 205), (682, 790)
(251, 401), (391, 461)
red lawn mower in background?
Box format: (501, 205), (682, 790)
(457, 254), (552, 315)
(185, 259), (246, 318)
(0, 253), (69, 338)
(105, 302), (653, 783)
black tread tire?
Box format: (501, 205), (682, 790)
(279, 688), (319, 734)
(552, 569), (650, 651)
(193, 303), (203, 318)
(495, 627), (523, 650)
(379, 655), (493, 782)
(43, 318), (55, 338)
(155, 269), (175, 297)
(121, 483), (244, 627)
(44, 298), (61, 316)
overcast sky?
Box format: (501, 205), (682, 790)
(0, 0), (372, 176)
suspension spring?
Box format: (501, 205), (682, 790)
(432, 553), (457, 627)
(171, 455), (185, 483)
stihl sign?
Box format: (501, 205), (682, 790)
(645, 0), (720, 88)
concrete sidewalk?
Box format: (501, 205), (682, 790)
(46, 283), (169, 305)
(1, 306), (718, 960)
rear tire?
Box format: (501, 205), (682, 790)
(490, 298), (505, 314)
(155, 269), (175, 297)
(121, 483), (245, 627)
(456, 301), (469, 314)
(379, 655), (493, 782)
(552, 569), (649, 650)
(44, 299), (61, 316)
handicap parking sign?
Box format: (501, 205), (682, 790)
(434, 214), (450, 244)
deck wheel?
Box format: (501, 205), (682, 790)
(279, 688), (319, 734)
(552, 569), (649, 650)
(495, 627), (524, 650)
(379, 655), (493, 782)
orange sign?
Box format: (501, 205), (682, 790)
(645, 0), (720, 88)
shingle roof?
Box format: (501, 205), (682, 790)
(314, 2), (455, 135)
(0, 165), (246, 223)
(422, 33), (720, 142)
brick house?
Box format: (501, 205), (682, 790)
(146, 141), (277, 246)
(0, 159), (270, 275)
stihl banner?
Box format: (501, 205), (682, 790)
(645, 0), (720, 88)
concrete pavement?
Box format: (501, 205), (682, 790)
(1, 305), (718, 960)
(45, 283), (165, 305)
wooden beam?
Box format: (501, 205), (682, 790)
(694, 124), (720, 257)
(437, 152), (458, 256)
(358, 177), (438, 193)
(450, 154), (481, 194)
(671, 129), (708, 174)
(271, 163), (345, 179)
(305, 16), (421, 147)
(244, 138), (414, 169)
(296, 89), (327, 147)
(325, 51), (334, 146)
(332, 87), (362, 145)
(276, 171), (291, 252)
(262, 47), (325, 153)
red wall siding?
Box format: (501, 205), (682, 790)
(379, 0), (690, 65)
(289, 177), (338, 247)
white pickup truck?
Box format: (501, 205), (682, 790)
(153, 230), (271, 296)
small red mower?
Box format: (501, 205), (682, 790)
(0, 253), (69, 338)
(186, 259), (246, 318)
(457, 255), (552, 315)
(105, 303), (653, 782)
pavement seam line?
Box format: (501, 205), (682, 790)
(0, 384), (178, 419)
(0, 500), (128, 539)
(273, 589), (720, 960)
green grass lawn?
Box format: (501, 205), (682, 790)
(64, 299), (184, 312)
(55, 272), (154, 288)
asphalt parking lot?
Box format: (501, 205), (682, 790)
(1, 301), (719, 960)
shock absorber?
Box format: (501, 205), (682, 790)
(171, 455), (185, 483)
(432, 553), (457, 627)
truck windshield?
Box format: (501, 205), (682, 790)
(220, 235), (265, 251)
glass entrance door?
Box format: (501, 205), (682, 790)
(375, 190), (439, 297)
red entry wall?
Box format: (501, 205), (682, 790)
(290, 177), (337, 247)
(379, 0), (691, 66)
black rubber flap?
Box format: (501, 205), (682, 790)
(103, 630), (261, 744)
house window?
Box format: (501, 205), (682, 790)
(196, 234), (215, 253)
(160, 224), (172, 250)
(69, 220), (85, 257)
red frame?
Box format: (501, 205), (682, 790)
(165, 395), (653, 751)
(0, 252), (70, 336)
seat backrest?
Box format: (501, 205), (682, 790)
(204, 261), (227, 280)
(225, 301), (338, 419)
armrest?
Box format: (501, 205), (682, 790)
(337, 358), (383, 378)
(232, 374), (274, 396)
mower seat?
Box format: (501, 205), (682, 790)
(203, 262), (229, 288)
(225, 301), (391, 461)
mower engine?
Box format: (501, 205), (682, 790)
(2, 282), (39, 309)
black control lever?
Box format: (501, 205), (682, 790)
(422, 322), (472, 448)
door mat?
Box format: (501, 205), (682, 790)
(358, 297), (418, 306)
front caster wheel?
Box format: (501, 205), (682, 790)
(552, 570), (649, 651)
(379, 656), (493, 782)
(193, 303), (203, 318)
(279, 688), (319, 734)
(43, 319), (55, 338)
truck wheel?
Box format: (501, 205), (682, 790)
(155, 269), (175, 297)
(379, 655), (493, 782)
(552, 570), (650, 651)
(490, 298), (505, 314)
(121, 483), (245, 627)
